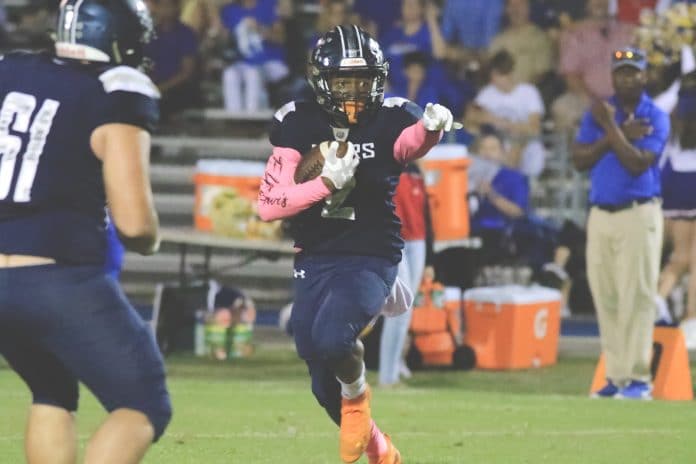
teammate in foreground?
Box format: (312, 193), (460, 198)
(258, 25), (457, 463)
(0, 1), (171, 462)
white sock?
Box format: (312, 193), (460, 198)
(338, 363), (367, 399)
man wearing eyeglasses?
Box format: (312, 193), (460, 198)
(572, 47), (670, 400)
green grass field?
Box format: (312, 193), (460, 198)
(2, 345), (696, 464)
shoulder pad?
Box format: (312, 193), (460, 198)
(383, 97), (422, 119)
(383, 97), (411, 108)
(274, 101), (297, 122)
(99, 66), (160, 99)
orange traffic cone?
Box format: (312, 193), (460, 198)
(590, 326), (693, 400)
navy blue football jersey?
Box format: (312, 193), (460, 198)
(0, 52), (159, 265)
(270, 98), (424, 264)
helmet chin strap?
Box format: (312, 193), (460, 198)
(111, 41), (122, 64)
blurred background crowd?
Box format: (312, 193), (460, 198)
(4, 0), (696, 320)
(3, 0), (691, 137)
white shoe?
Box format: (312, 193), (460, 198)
(679, 318), (696, 350)
(399, 361), (412, 380)
(654, 295), (672, 324)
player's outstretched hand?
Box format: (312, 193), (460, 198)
(320, 141), (360, 190)
(422, 102), (462, 132)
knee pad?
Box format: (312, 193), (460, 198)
(312, 328), (354, 361)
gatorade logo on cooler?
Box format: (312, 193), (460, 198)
(534, 308), (549, 340)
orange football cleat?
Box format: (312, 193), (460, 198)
(368, 434), (401, 464)
(339, 386), (372, 463)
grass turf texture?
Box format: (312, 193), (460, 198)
(1, 346), (696, 463)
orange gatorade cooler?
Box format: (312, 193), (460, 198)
(194, 160), (281, 239)
(421, 144), (471, 241)
(463, 285), (562, 369)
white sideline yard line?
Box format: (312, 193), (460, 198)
(165, 428), (681, 439)
(0, 429), (680, 442)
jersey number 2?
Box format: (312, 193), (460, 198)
(0, 91), (60, 202)
(321, 177), (357, 220)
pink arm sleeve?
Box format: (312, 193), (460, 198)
(257, 147), (332, 221)
(393, 120), (443, 164)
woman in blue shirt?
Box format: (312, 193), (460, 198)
(380, 0), (447, 91)
(471, 132), (529, 236)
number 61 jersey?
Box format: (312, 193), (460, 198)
(269, 98), (435, 265)
(0, 52), (159, 265)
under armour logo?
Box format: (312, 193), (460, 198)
(293, 269), (306, 279)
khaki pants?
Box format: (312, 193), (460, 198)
(586, 201), (663, 385)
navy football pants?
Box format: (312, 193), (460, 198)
(0, 264), (171, 440)
(291, 254), (397, 424)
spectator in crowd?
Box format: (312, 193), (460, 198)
(379, 163), (433, 387)
(353, 0), (401, 37)
(655, 0), (696, 13)
(466, 131), (588, 315)
(0, 3), (7, 45)
(316, 0), (352, 35)
(309, 0), (363, 49)
(180, 0), (223, 40)
(220, 0), (289, 112)
(466, 50), (546, 177)
(381, 0), (448, 92)
(146, 0), (200, 119)
(553, 0), (634, 130)
(489, 0), (555, 86)
(573, 48), (669, 400)
(609, 0), (657, 24)
(537, 220), (590, 317)
(440, 0), (505, 54)
(310, 0), (351, 34)
(530, 0), (586, 32)
(470, 131), (530, 264)
(391, 51), (439, 108)
(656, 87), (696, 344)
(3, 0), (55, 51)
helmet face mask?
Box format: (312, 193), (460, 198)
(55, 0), (154, 69)
(309, 25), (389, 127)
(325, 70), (379, 124)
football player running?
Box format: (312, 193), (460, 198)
(258, 25), (456, 464)
(0, 1), (171, 463)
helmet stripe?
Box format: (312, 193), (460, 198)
(56, 1), (66, 41)
(336, 25), (347, 58)
(353, 24), (363, 57)
(72, 0), (85, 43)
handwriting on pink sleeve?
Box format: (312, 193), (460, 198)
(257, 147), (331, 221)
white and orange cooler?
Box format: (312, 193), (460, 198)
(421, 144), (470, 241)
(194, 160), (281, 240)
(463, 285), (562, 369)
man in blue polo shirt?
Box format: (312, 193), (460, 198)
(573, 47), (669, 400)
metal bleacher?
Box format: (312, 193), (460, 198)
(531, 130), (590, 227)
(121, 111), (294, 311)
